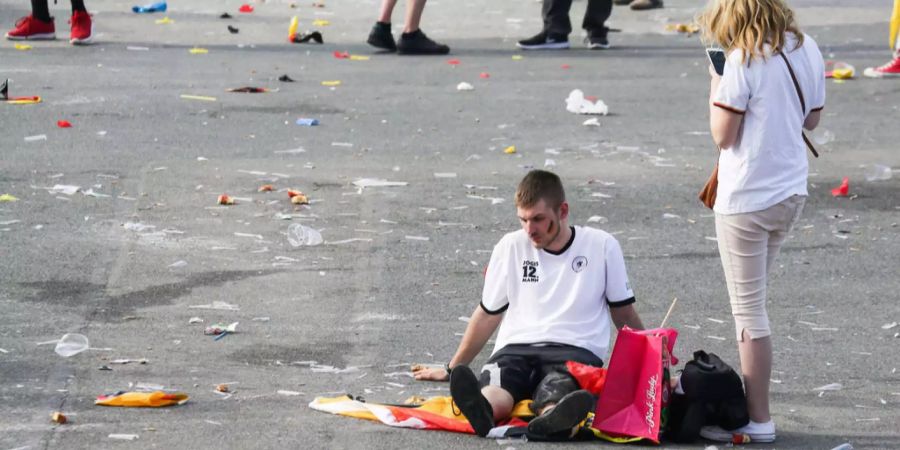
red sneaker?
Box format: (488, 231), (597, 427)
(69, 11), (93, 45)
(5, 15), (56, 41)
(864, 55), (900, 78)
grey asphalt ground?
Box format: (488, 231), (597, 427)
(1, 0), (898, 448)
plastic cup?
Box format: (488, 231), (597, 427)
(54, 333), (89, 357)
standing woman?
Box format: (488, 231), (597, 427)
(696, 0), (825, 443)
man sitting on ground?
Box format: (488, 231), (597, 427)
(414, 170), (645, 439)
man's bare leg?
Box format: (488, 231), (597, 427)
(377, 0), (398, 23)
(481, 385), (515, 421)
(402, 0), (427, 33)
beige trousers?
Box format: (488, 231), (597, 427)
(715, 195), (806, 341)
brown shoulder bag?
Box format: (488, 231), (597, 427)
(698, 52), (819, 209)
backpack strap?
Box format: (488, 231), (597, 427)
(779, 52), (819, 158)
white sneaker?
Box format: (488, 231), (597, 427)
(700, 420), (776, 443)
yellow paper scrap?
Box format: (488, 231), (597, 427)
(288, 16), (299, 40)
(511, 55), (523, 61)
(504, 145), (517, 154)
(349, 55), (370, 61)
(180, 94), (217, 102)
(14, 43), (32, 50)
(6, 97), (42, 105)
(0, 194), (19, 202)
(155, 16), (174, 25)
(665, 23), (700, 35)
(321, 80), (341, 86)
(312, 19), (330, 27)
(189, 47), (209, 54)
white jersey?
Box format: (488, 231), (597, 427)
(481, 225), (635, 360)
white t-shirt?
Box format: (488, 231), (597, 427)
(712, 33), (826, 215)
(481, 225), (635, 360)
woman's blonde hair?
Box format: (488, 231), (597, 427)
(697, 0), (803, 64)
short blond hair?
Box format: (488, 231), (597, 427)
(515, 170), (565, 210)
(697, 0), (803, 64)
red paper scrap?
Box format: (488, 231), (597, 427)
(831, 177), (849, 197)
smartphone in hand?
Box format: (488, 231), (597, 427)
(706, 48), (726, 76)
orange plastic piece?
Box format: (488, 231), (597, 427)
(239, 4), (254, 13)
(831, 177), (849, 197)
(95, 391), (189, 407)
(258, 184), (274, 192)
(51, 412), (67, 424)
(57, 120), (72, 128)
(217, 194), (235, 205)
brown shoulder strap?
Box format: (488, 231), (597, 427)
(779, 52), (819, 158)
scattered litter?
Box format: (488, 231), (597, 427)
(189, 47), (209, 54)
(503, 145), (516, 154)
(205, 322), (238, 336)
(812, 128), (835, 145)
(180, 94), (216, 102)
(227, 86), (269, 93)
(706, 317), (725, 324)
(831, 177), (849, 197)
(296, 118), (319, 126)
(168, 260), (187, 269)
(583, 118), (601, 127)
(405, 235), (430, 241)
(706, 335), (726, 341)
(352, 178), (408, 188)
(287, 223), (323, 247)
(97, 391), (188, 407)
(544, 159), (556, 167)
(882, 322), (898, 330)
(447, 59), (461, 65)
(132, 1), (166, 13)
(127, 46), (150, 51)
(456, 82), (474, 91)
(665, 22), (700, 35)
(110, 358), (149, 365)
(312, 19), (330, 27)
(252, 317), (270, 322)
(234, 232), (263, 240)
(0, 220), (21, 225)
(0, 194), (18, 202)
(321, 80), (341, 87)
(813, 383), (843, 392)
(238, 4), (254, 13)
(825, 61), (855, 79)
(220, 12), (232, 19)
(189, 301), (239, 311)
(662, 213), (681, 219)
(51, 411), (67, 424)
(228, 25), (239, 34)
(155, 16), (174, 24)
(259, 184), (274, 192)
(216, 384), (230, 393)
(217, 194), (235, 205)
(434, 173), (457, 178)
(864, 164), (892, 182)
(25, 134), (48, 142)
(123, 222), (155, 232)
(480, 72), (490, 79)
(108, 434), (139, 441)
(189, 317), (203, 324)
(278, 390), (303, 396)
(54, 333), (89, 357)
(566, 89), (608, 115)
(586, 216), (607, 224)
(14, 43), (32, 51)
(512, 55), (523, 60)
(57, 120), (72, 128)
(278, 74), (295, 82)
(855, 418), (880, 422)
(49, 185), (80, 195)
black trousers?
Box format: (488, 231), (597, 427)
(542, 0), (612, 38)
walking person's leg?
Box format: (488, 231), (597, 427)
(396, 0), (450, 55)
(517, 0), (572, 49)
(582, 0), (612, 49)
(5, 0), (56, 41)
(367, 0), (399, 51)
(69, 0), (93, 45)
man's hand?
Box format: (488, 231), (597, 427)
(411, 364), (449, 382)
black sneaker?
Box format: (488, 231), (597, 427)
(449, 365), (494, 437)
(527, 389), (594, 438)
(516, 31), (570, 50)
(585, 34), (610, 50)
(397, 29), (449, 55)
(366, 21), (396, 51)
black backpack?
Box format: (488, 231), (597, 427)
(665, 350), (750, 443)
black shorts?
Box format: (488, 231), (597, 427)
(476, 343), (603, 405)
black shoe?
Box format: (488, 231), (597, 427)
(585, 34), (610, 50)
(397, 29), (449, 55)
(449, 365), (494, 437)
(527, 390), (594, 438)
(367, 21), (396, 51)
(516, 31), (569, 50)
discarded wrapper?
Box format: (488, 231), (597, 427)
(504, 145), (517, 154)
(831, 177), (850, 197)
(0, 194), (19, 202)
(228, 25), (239, 34)
(217, 194), (234, 205)
(2, 78), (41, 104)
(239, 4), (254, 13)
(204, 322), (238, 335)
(291, 194), (309, 205)
(132, 1), (167, 13)
(216, 384), (230, 393)
(296, 118), (319, 126)
(258, 184), (274, 192)
(57, 120), (72, 128)
(95, 391), (189, 407)
(51, 412), (67, 424)
(665, 23), (700, 35)
(566, 89), (608, 115)
(825, 61), (855, 79)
